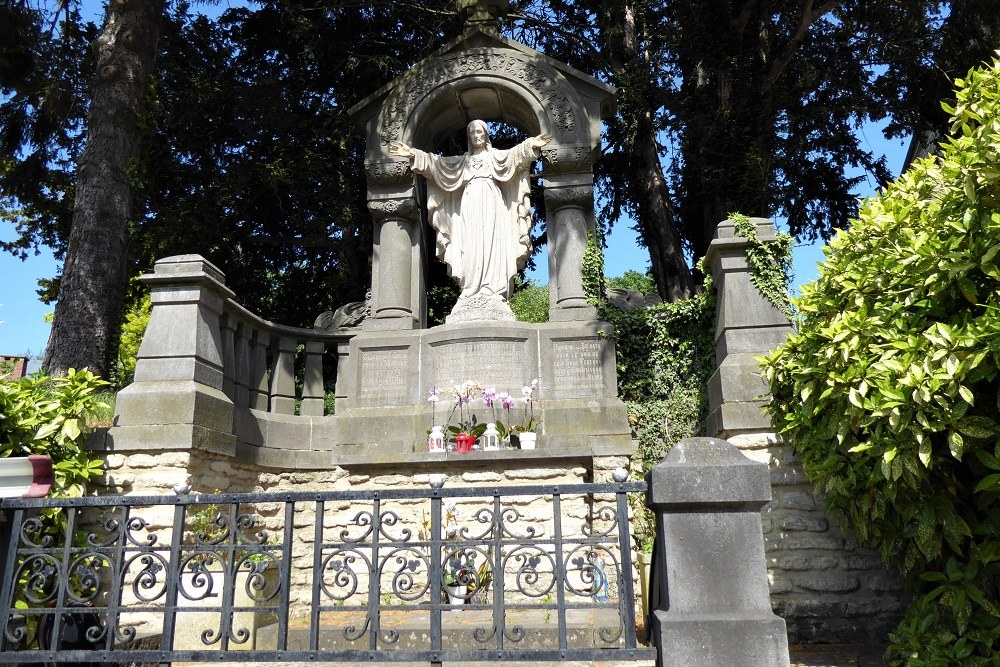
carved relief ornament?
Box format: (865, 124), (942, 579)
(543, 185), (594, 210)
(540, 144), (593, 174)
(364, 159), (412, 187)
(376, 49), (580, 148)
(367, 197), (419, 222)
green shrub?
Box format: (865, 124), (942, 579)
(0, 369), (109, 497)
(761, 58), (1000, 666)
(111, 291), (151, 390)
(509, 279), (549, 323)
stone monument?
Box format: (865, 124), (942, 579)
(108, 0), (629, 462)
(338, 0), (629, 454)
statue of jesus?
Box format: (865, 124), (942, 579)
(389, 120), (551, 321)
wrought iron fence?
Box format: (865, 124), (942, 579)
(0, 479), (653, 664)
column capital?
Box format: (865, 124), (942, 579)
(540, 143), (594, 175)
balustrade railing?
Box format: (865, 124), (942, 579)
(220, 300), (355, 416)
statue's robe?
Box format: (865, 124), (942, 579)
(411, 140), (538, 299)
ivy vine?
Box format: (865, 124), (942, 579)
(730, 212), (793, 317)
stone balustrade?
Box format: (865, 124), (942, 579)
(219, 298), (354, 417)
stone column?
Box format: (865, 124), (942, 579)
(365, 196), (422, 331)
(704, 217), (792, 437)
(647, 437), (790, 667)
(110, 254), (236, 457)
(543, 174), (598, 322)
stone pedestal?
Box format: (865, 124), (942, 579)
(647, 437), (790, 667)
(111, 255), (236, 457)
(333, 319), (631, 454)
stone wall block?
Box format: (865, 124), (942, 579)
(775, 555), (839, 571)
(843, 555), (885, 571)
(795, 574), (861, 593)
(778, 514), (829, 532)
(779, 490), (818, 510)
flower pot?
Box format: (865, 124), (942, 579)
(444, 583), (467, 606)
(517, 432), (536, 449)
(454, 433), (475, 453)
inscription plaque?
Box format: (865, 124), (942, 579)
(430, 339), (524, 389)
(359, 348), (411, 403)
(552, 339), (604, 390)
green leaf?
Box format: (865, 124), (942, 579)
(958, 416), (997, 439)
(948, 431), (965, 460)
(974, 474), (1000, 493)
(918, 438), (933, 467)
(62, 418), (82, 442)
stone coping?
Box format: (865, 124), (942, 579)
(89, 427), (636, 470)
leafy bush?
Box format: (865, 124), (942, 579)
(111, 291), (151, 390)
(761, 58), (1000, 666)
(509, 279), (549, 323)
(0, 369), (109, 497)
(607, 269), (657, 295)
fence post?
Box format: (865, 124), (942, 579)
(110, 255), (237, 457)
(647, 436), (790, 666)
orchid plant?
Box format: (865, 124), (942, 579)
(425, 379), (540, 442)
(509, 378), (539, 433)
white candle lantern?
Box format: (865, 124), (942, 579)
(428, 425), (446, 453)
(482, 423), (501, 451)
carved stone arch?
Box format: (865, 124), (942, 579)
(375, 47), (591, 155)
(405, 75), (548, 151)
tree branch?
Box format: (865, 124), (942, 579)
(765, 0), (842, 89)
(508, 9), (610, 72)
(730, 0), (760, 39)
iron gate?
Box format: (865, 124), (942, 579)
(0, 479), (654, 664)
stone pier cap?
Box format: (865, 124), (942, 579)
(647, 437), (772, 510)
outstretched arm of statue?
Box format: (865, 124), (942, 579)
(388, 140), (415, 160)
(530, 133), (553, 150)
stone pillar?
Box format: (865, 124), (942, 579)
(704, 218), (792, 437)
(647, 437), (790, 667)
(110, 255), (236, 456)
(365, 196), (422, 331)
(705, 219), (905, 643)
(543, 174), (597, 322)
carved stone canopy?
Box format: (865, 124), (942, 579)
(347, 23), (615, 330)
(349, 28), (615, 189)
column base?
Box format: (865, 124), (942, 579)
(651, 610), (790, 667)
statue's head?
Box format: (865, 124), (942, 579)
(467, 120), (492, 152)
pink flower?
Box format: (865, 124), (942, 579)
(427, 387), (440, 404)
(499, 392), (515, 411)
(483, 387), (497, 407)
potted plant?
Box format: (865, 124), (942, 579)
(508, 379), (539, 449)
(446, 381), (487, 452)
(443, 557), (471, 605)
